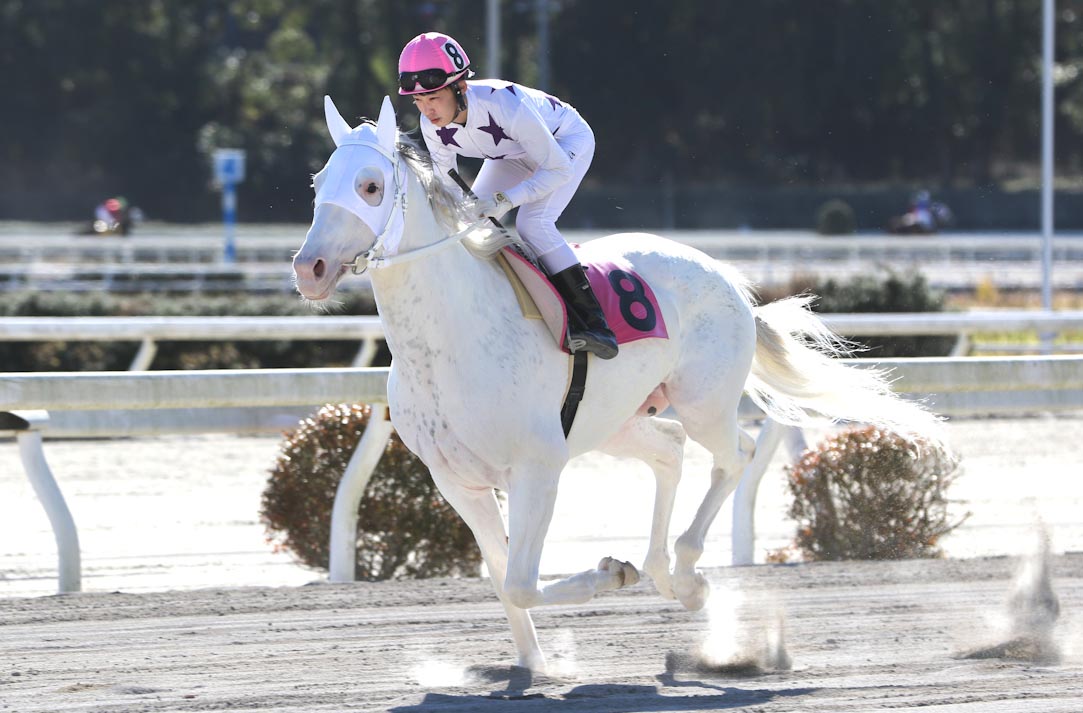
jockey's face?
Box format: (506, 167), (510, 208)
(411, 83), (466, 127)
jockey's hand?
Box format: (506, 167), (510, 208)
(473, 192), (513, 222)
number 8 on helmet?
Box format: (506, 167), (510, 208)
(397, 32), (475, 96)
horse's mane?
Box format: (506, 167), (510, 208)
(394, 129), (534, 262)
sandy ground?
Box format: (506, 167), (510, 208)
(2, 414), (1083, 710)
(1, 555), (1082, 711)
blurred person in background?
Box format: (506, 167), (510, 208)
(888, 189), (953, 235)
(85, 196), (142, 236)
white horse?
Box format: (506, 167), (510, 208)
(293, 95), (943, 672)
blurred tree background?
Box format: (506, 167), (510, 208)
(2, 0), (1082, 227)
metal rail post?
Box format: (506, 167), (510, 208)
(2, 410), (82, 592)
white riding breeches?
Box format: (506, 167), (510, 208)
(471, 128), (595, 274)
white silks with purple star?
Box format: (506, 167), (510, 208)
(316, 95), (407, 260)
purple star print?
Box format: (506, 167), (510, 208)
(478, 112), (511, 146)
(435, 126), (461, 148)
(545, 95), (562, 110)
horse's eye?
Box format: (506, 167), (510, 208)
(358, 178), (383, 206)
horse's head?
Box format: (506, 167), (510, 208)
(293, 95), (405, 301)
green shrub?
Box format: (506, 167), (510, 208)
(260, 403), (481, 580)
(811, 270), (956, 357)
(816, 199), (856, 235)
(812, 270), (944, 314)
(0, 290), (385, 371)
(785, 425), (966, 561)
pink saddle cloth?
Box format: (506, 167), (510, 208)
(498, 245), (668, 353)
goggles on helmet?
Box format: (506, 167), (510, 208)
(398, 68), (465, 93)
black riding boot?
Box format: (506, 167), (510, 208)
(549, 265), (619, 360)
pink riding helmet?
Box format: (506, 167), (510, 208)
(397, 32), (474, 95)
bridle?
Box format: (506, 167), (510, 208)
(331, 138), (488, 275)
(327, 138), (407, 275)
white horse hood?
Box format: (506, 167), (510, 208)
(315, 95), (406, 257)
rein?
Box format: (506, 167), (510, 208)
(347, 218), (490, 274)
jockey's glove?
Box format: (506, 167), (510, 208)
(473, 191), (513, 222)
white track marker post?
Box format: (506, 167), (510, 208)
(129, 337), (158, 371)
(351, 337), (378, 368)
(731, 418), (788, 566)
(5, 411), (82, 592)
(329, 405), (394, 582)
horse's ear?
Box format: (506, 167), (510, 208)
(324, 95), (353, 147)
(375, 96), (398, 153)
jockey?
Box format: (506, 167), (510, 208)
(95, 197), (124, 227)
(909, 190), (936, 233)
(398, 31), (618, 360)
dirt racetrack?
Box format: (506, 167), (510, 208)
(3, 414), (1083, 710)
(2, 553), (1082, 712)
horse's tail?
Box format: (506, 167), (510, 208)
(746, 296), (944, 446)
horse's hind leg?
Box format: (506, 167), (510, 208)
(668, 384), (756, 611)
(598, 415), (686, 599)
(429, 475), (547, 672)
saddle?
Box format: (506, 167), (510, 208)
(496, 245), (669, 436)
(496, 246), (669, 352)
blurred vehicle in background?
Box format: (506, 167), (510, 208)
(888, 190), (954, 235)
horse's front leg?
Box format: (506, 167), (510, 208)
(430, 475), (547, 672)
(503, 462), (639, 610)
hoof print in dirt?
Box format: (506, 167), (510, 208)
(665, 651), (779, 678)
(956, 636), (1060, 665)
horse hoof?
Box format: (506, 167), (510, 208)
(517, 653), (548, 674)
(674, 572), (710, 611)
(642, 555), (676, 600)
(650, 576), (676, 600)
(599, 556), (640, 589)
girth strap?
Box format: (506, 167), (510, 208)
(560, 351), (589, 438)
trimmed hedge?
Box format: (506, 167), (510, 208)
(786, 425), (966, 561)
(0, 291), (384, 371)
(764, 270), (954, 358)
(811, 271), (955, 357)
(260, 403), (481, 580)
(816, 199), (857, 235)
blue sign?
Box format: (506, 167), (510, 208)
(213, 149), (246, 185)
(212, 149), (246, 263)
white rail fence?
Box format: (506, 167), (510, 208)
(0, 368), (387, 593)
(4, 356), (1083, 593)
(822, 310), (1083, 355)
(7, 230), (1083, 264)
(5, 230), (1083, 291)
(0, 315), (386, 370)
(3, 310), (1083, 371)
